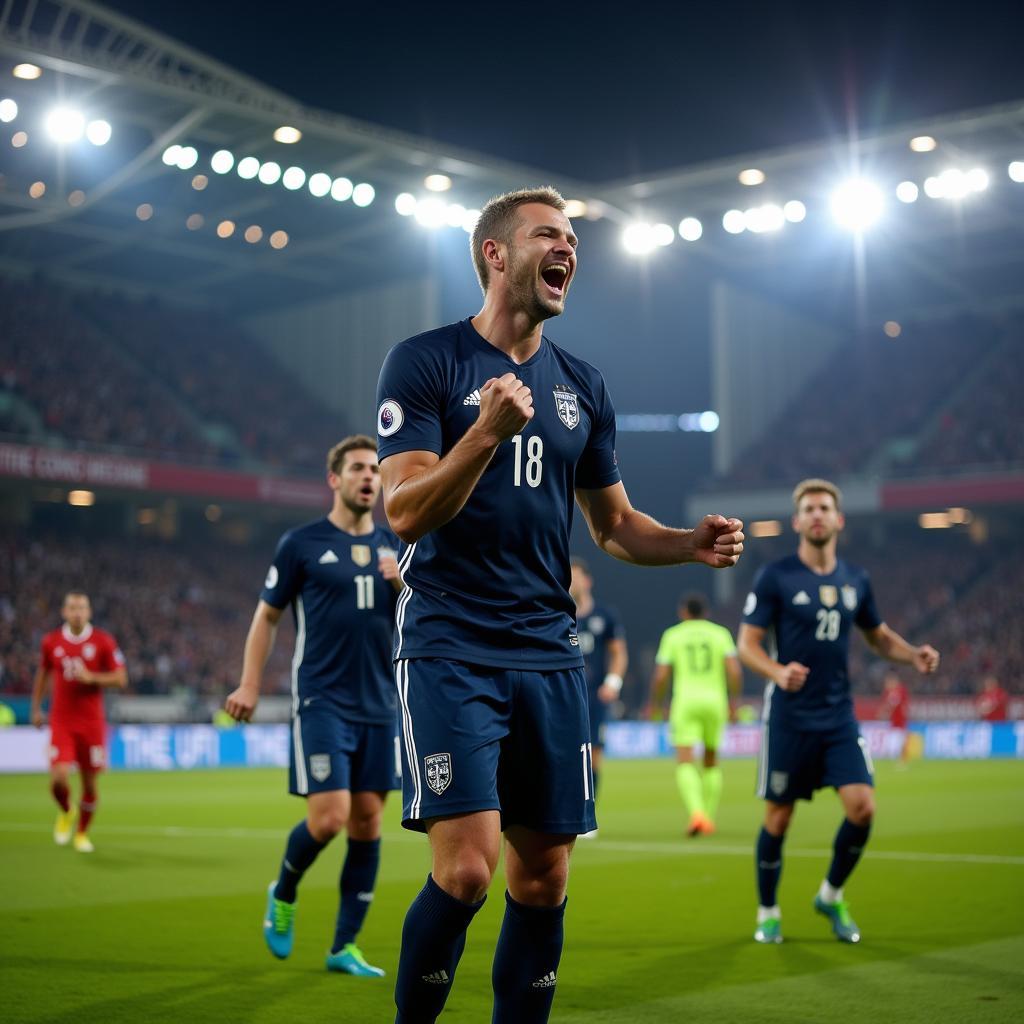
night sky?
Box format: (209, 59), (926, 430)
(102, 0), (1024, 182)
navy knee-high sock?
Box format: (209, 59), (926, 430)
(827, 819), (871, 889)
(491, 892), (567, 1024)
(332, 837), (381, 953)
(274, 821), (327, 903)
(394, 874), (485, 1024)
(756, 827), (784, 907)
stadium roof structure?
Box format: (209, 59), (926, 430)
(2, 0), (1024, 321)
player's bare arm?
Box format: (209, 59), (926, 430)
(72, 664), (127, 688)
(597, 637), (628, 703)
(226, 599), (284, 722)
(382, 372), (534, 542)
(646, 662), (673, 718)
(378, 551), (405, 592)
(862, 623), (940, 674)
(29, 665), (48, 728)
(737, 623), (809, 692)
(575, 482), (744, 568)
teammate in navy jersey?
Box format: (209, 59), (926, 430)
(225, 435), (403, 977)
(737, 479), (939, 946)
(376, 187), (745, 1023)
(569, 555), (628, 825)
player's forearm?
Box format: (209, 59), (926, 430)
(737, 639), (783, 683)
(869, 627), (918, 665)
(385, 426), (501, 542)
(608, 644), (628, 678)
(592, 508), (699, 566)
(91, 670), (127, 688)
(30, 669), (47, 709)
(239, 612), (278, 690)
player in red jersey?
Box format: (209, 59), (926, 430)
(976, 675), (1009, 722)
(30, 591), (127, 853)
(881, 672), (911, 766)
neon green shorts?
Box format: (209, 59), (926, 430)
(670, 699), (727, 750)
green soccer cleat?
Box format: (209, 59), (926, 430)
(326, 943), (386, 977)
(814, 895), (861, 943)
(753, 917), (782, 944)
(263, 881), (296, 959)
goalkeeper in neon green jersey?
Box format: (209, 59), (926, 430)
(649, 594), (741, 836)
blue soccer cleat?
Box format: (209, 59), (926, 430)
(326, 943), (386, 977)
(263, 881), (296, 959)
(813, 895), (861, 943)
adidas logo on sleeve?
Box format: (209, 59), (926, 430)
(532, 971), (557, 988)
(463, 389), (481, 406)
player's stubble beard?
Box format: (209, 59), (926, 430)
(506, 242), (563, 323)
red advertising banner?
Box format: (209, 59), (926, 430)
(881, 472), (1024, 509)
(0, 442), (327, 508)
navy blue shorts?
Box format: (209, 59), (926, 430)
(588, 690), (609, 748)
(395, 658), (597, 835)
(289, 702), (400, 797)
(756, 719), (873, 804)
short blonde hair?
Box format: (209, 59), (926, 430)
(792, 478), (842, 510)
(471, 186), (567, 293)
(327, 435), (376, 476)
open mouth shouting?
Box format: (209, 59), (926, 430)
(540, 261), (572, 298)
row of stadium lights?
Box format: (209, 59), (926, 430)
(748, 507), (974, 537)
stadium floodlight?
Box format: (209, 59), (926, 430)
(67, 489), (95, 507)
(236, 156), (259, 180)
(622, 223), (655, 254)
(175, 146), (198, 170)
(884, 321), (902, 338)
(738, 168), (765, 186)
(896, 181), (919, 203)
(929, 169), (969, 200)
(244, 224), (263, 244)
(273, 125), (302, 144)
(11, 130), (27, 147)
(698, 411), (720, 432)
(744, 204), (785, 233)
(462, 208), (480, 233)
(415, 197), (448, 228)
(783, 200), (806, 223)
(722, 209), (745, 234)
(651, 223), (675, 247)
(966, 168), (989, 192)
(678, 217), (703, 241)
(394, 192), (418, 216)
(446, 203), (467, 228)
(829, 178), (883, 231)
(1009, 161), (1024, 184)
(910, 135), (937, 152)
(424, 174), (452, 192)
(282, 166), (306, 190)
(191, 174), (208, 191)
(162, 144), (182, 166)
(216, 220), (235, 238)
(13, 63), (42, 80)
(210, 149), (235, 174)
(269, 230), (289, 249)
(0, 98), (16, 122)
(923, 175), (943, 199)
(331, 176), (353, 201)
(352, 183), (375, 207)
(45, 107), (85, 143)
(563, 199), (588, 218)
(136, 203), (153, 221)
(85, 119), (111, 145)
(258, 161), (281, 185)
(28, 181), (45, 199)
(308, 172), (332, 197)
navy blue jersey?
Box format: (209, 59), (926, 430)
(576, 602), (625, 693)
(742, 555), (882, 731)
(376, 318), (621, 669)
(260, 518), (401, 723)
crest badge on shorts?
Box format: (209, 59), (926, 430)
(842, 585), (858, 611)
(819, 585), (838, 608)
(351, 545), (371, 567)
(769, 771), (789, 796)
(424, 753), (452, 796)
(309, 754), (331, 783)
(553, 387), (580, 430)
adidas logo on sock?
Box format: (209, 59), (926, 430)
(422, 970), (451, 985)
(356, 891), (375, 903)
(463, 389), (481, 406)
(531, 971), (557, 988)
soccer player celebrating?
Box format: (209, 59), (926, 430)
(738, 479), (940, 945)
(376, 186), (744, 1023)
(30, 591), (127, 853)
(225, 436), (402, 977)
(648, 593), (741, 837)
(569, 555), (628, 825)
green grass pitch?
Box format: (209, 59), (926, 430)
(2, 758), (1023, 1023)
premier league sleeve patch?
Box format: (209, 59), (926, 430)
(378, 399), (404, 437)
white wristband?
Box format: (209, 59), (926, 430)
(603, 673), (624, 695)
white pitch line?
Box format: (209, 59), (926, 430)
(2, 821), (1023, 865)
